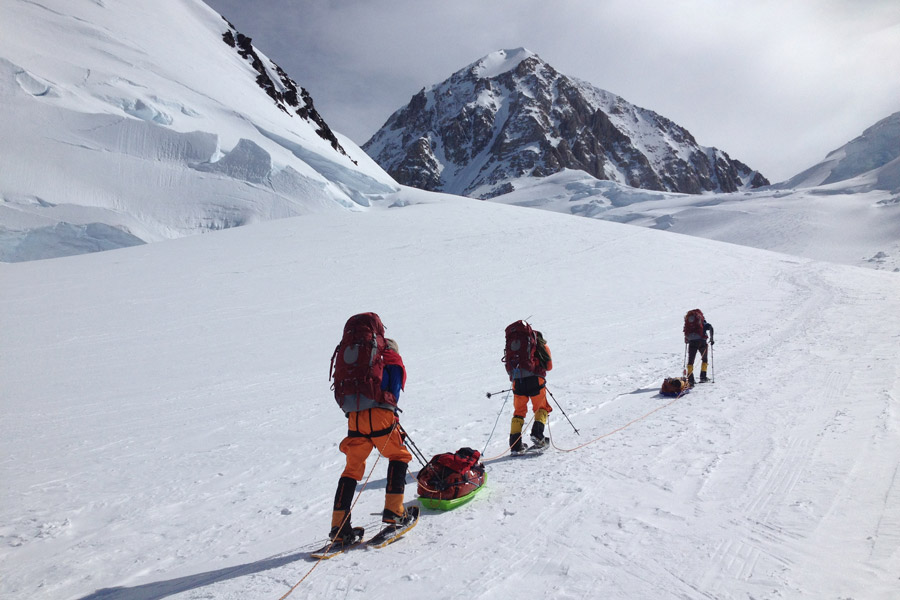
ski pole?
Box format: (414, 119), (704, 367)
(710, 339), (715, 383)
(482, 388), (511, 455)
(682, 342), (688, 378)
(397, 424), (428, 467)
(486, 388), (512, 398)
(545, 387), (580, 435)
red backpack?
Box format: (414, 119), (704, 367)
(329, 313), (389, 412)
(502, 320), (544, 378)
(683, 309), (706, 338)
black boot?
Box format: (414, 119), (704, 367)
(687, 373), (696, 387)
(386, 461), (408, 496)
(333, 476), (356, 512)
(530, 421), (548, 448)
(329, 520), (363, 543)
(330, 476), (357, 540)
(382, 460), (408, 524)
(699, 371), (708, 382)
(509, 432), (525, 452)
(381, 506), (414, 526)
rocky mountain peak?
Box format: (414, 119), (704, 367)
(221, 21), (354, 163)
(364, 49), (769, 198)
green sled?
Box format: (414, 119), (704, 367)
(419, 472), (487, 511)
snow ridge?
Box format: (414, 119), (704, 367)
(780, 111), (900, 192)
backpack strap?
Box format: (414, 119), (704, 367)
(329, 344), (340, 383)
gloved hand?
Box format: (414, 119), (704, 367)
(710, 339), (715, 345)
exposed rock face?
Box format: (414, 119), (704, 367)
(221, 23), (354, 164)
(364, 48), (768, 197)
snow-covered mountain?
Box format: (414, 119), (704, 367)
(2, 4), (895, 274)
(778, 110), (900, 193)
(487, 110), (900, 272)
(363, 48), (769, 199)
(0, 0), (397, 262)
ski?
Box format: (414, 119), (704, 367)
(365, 506), (420, 548)
(512, 443), (547, 456)
(309, 527), (365, 559)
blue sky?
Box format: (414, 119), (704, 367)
(204, 0), (900, 182)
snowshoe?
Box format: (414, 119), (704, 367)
(368, 506), (420, 548)
(530, 434), (549, 448)
(511, 443), (530, 455)
(311, 526), (365, 559)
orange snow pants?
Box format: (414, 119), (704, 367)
(340, 408), (412, 478)
(512, 376), (552, 420)
(338, 407), (412, 519)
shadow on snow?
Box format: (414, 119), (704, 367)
(78, 474), (406, 600)
(76, 549), (310, 600)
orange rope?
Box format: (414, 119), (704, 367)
(482, 413), (536, 462)
(548, 389), (686, 452)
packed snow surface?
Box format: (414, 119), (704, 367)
(2, 188), (899, 600)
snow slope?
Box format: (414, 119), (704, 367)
(2, 187), (899, 599)
(0, 0), (397, 261)
(487, 111), (900, 273)
(492, 169), (900, 273)
(780, 111), (900, 192)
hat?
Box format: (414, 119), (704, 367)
(385, 338), (399, 352)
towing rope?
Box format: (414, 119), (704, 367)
(547, 389), (686, 453)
